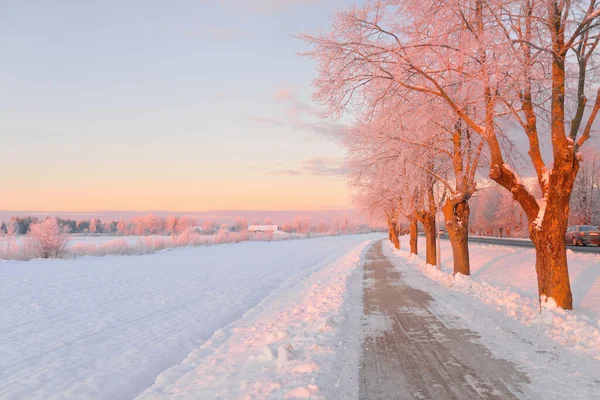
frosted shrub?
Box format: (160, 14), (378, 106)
(231, 231), (249, 243)
(100, 239), (134, 255)
(69, 239), (134, 257)
(142, 236), (172, 252)
(68, 243), (95, 257)
(175, 229), (194, 246)
(253, 232), (273, 242)
(0, 237), (26, 260)
(25, 218), (70, 259)
(215, 230), (230, 244)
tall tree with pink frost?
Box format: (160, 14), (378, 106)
(348, 92), (485, 273)
(350, 159), (402, 249)
(347, 124), (441, 261)
(301, 0), (600, 309)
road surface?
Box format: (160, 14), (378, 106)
(360, 241), (534, 399)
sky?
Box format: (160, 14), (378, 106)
(0, 0), (357, 213)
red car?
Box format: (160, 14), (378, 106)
(565, 225), (600, 246)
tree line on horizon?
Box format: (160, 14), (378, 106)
(0, 213), (379, 237)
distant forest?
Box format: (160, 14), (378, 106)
(0, 214), (374, 237)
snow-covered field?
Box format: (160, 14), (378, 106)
(5, 232), (600, 400)
(0, 233), (381, 400)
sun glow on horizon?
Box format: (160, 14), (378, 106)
(0, 172), (351, 212)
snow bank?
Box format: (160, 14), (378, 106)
(136, 240), (372, 399)
(386, 241), (600, 360)
(409, 236), (600, 315)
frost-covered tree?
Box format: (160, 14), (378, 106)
(316, 221), (329, 233)
(350, 161), (402, 249)
(202, 220), (219, 235)
(116, 219), (127, 235)
(347, 107), (447, 263)
(292, 216), (312, 234)
(165, 216), (178, 235)
(7, 220), (21, 236)
(89, 218), (101, 234)
(470, 186), (502, 236)
(351, 94), (484, 272)
(175, 216), (195, 234)
(570, 150), (600, 225)
(301, 0), (600, 308)
(25, 218), (70, 259)
(233, 217), (249, 232)
(494, 190), (527, 237)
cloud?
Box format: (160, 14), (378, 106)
(300, 156), (349, 176)
(245, 116), (286, 128)
(267, 169), (304, 176)
(246, 85), (347, 141)
(247, 114), (347, 141)
(274, 88), (295, 102)
(267, 156), (348, 176)
(273, 86), (321, 118)
(291, 121), (348, 141)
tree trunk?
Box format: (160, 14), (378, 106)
(531, 231), (572, 309)
(423, 214), (437, 266)
(533, 1), (571, 310)
(409, 218), (418, 255)
(388, 223), (393, 242)
(391, 222), (400, 250)
(442, 199), (471, 275)
(529, 169), (575, 309)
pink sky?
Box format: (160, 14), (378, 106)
(0, 1), (354, 213)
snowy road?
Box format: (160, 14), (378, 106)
(360, 241), (530, 399)
(0, 233), (381, 400)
